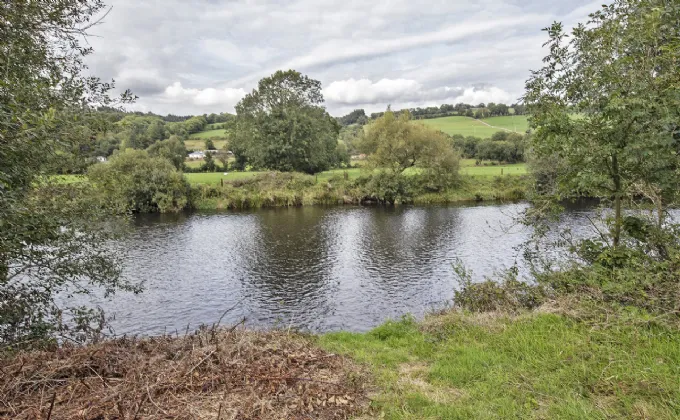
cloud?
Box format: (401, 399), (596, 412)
(145, 82), (247, 114)
(284, 14), (547, 71)
(324, 78), (422, 104)
(84, 0), (599, 115)
(452, 87), (514, 106)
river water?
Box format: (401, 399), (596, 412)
(102, 203), (597, 336)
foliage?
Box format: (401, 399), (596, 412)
(88, 149), (190, 213)
(524, 0), (680, 247)
(452, 263), (548, 313)
(359, 111), (460, 187)
(146, 135), (186, 169)
(230, 70), (341, 174)
(201, 152), (217, 172)
(0, 0), (140, 347)
(337, 109), (368, 126)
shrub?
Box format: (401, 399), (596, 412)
(88, 149), (191, 213)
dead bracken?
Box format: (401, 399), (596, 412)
(0, 328), (368, 419)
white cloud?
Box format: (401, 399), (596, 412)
(324, 78), (422, 104)
(452, 87), (514, 106)
(323, 78), (514, 112)
(155, 82), (247, 114)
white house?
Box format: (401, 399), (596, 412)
(188, 151), (205, 160)
(95, 156), (107, 163)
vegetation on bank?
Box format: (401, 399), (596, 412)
(1, 329), (368, 419)
(191, 172), (527, 210)
(321, 307), (680, 419)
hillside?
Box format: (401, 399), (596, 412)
(188, 128), (228, 139)
(420, 115), (529, 138)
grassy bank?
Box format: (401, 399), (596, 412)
(4, 306), (677, 419)
(191, 172), (528, 210)
(319, 308), (680, 419)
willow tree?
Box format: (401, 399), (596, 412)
(359, 110), (460, 178)
(524, 0), (680, 248)
(1, 1), (137, 347)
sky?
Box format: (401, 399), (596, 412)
(85, 0), (601, 117)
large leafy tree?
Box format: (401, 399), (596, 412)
(359, 110), (460, 178)
(1, 0), (138, 347)
(230, 70), (340, 174)
(524, 0), (680, 247)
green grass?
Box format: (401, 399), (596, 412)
(481, 115), (529, 133)
(419, 116), (499, 138)
(419, 115), (529, 138)
(319, 312), (680, 419)
(55, 160), (527, 188)
(459, 159), (527, 177)
(184, 171), (262, 184)
(187, 129), (228, 140)
(185, 139), (228, 151)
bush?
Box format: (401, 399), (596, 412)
(88, 149), (191, 213)
(454, 266), (549, 313)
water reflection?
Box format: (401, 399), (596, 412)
(101, 203), (592, 336)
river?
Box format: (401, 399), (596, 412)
(102, 202), (597, 336)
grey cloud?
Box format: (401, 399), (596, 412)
(87, 0), (598, 116)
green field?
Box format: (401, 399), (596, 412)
(419, 115), (529, 138)
(459, 159), (527, 177)
(185, 171), (262, 184)
(188, 128), (228, 140)
(482, 115), (530, 133)
(419, 116), (499, 138)
(184, 161), (526, 185)
(185, 139), (228, 151)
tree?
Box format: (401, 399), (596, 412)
(358, 110), (460, 185)
(230, 70), (340, 174)
(88, 149), (190, 213)
(183, 115), (208, 134)
(1, 0), (138, 347)
(202, 151), (216, 172)
(338, 109), (367, 126)
(205, 138), (216, 150)
(524, 0), (680, 247)
(147, 135), (187, 169)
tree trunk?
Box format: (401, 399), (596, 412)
(611, 154), (622, 248)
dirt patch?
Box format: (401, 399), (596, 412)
(396, 363), (466, 405)
(0, 328), (368, 419)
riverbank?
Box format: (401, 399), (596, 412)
(3, 303), (678, 419)
(321, 304), (680, 419)
(191, 172), (528, 211)
(0, 329), (369, 419)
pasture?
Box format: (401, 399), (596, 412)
(185, 139), (228, 151)
(482, 115), (529, 133)
(185, 161), (526, 185)
(188, 129), (228, 140)
(419, 115), (529, 138)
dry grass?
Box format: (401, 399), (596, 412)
(0, 328), (368, 419)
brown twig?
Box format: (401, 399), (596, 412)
(46, 392), (56, 420)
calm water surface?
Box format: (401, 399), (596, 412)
(102, 203), (595, 335)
